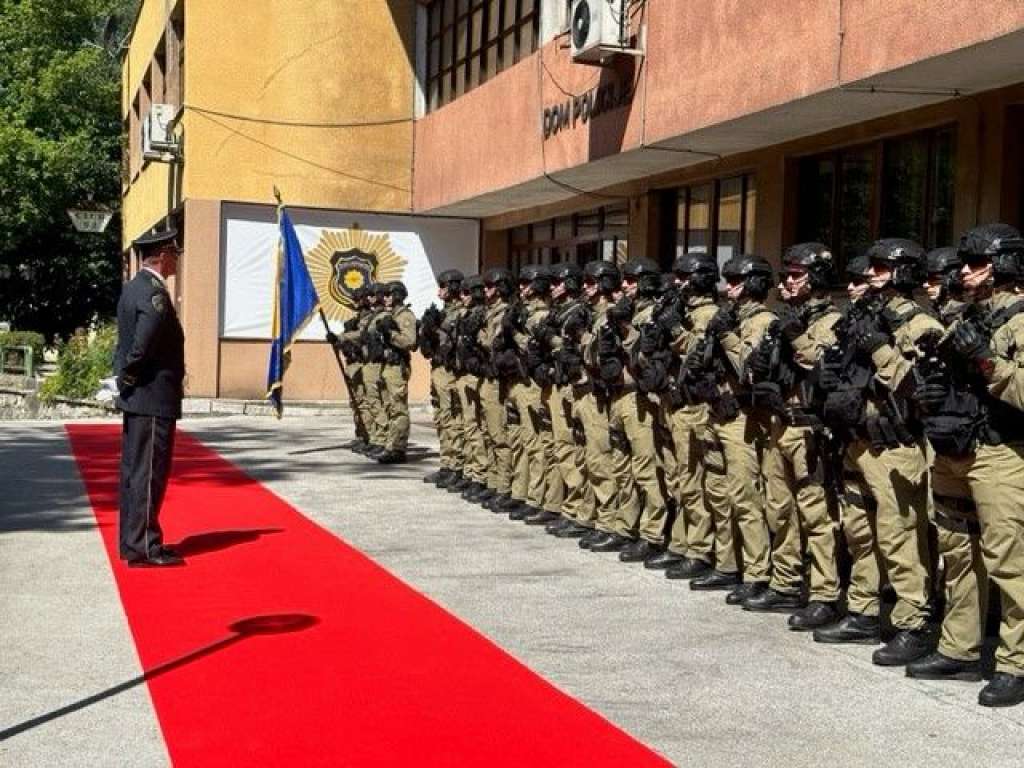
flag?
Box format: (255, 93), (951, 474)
(266, 208), (320, 416)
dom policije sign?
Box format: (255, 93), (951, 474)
(542, 78), (634, 140)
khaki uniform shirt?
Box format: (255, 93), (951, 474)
(980, 290), (1024, 411)
(871, 294), (943, 394)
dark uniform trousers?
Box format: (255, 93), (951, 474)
(119, 413), (177, 559)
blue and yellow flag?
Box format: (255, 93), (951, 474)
(266, 207), (320, 416)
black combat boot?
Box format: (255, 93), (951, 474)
(812, 613), (881, 645)
(435, 469), (457, 488)
(460, 482), (485, 501)
(589, 533), (632, 552)
(578, 529), (604, 549)
(448, 475), (472, 493)
(643, 550), (685, 571)
(726, 581), (768, 605)
(871, 628), (935, 666)
(508, 503), (534, 521)
(906, 651), (982, 682)
(788, 601), (838, 631)
(365, 445), (386, 458)
(376, 450), (406, 464)
(979, 673), (1024, 707)
(545, 517), (572, 534)
(665, 558), (711, 581)
(524, 509), (558, 526)
(423, 469), (448, 485)
(689, 569), (741, 591)
(743, 587), (805, 613)
(619, 539), (660, 563)
(555, 522), (590, 539)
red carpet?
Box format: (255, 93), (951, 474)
(66, 425), (672, 767)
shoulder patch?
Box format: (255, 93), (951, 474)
(152, 292), (167, 314)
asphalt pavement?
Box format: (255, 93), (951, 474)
(3, 415), (1024, 767)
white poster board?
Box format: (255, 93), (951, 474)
(221, 203), (480, 339)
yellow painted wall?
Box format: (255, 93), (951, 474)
(182, 0), (415, 212)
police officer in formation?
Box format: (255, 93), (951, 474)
(356, 222), (1024, 709)
(328, 279), (416, 463)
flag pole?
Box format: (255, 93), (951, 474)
(273, 187), (352, 394)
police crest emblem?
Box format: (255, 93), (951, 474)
(305, 226), (406, 321)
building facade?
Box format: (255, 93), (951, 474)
(123, 0), (1024, 402)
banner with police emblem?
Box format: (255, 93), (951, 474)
(220, 202), (479, 339)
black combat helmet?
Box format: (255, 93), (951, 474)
(673, 251), (719, 295)
(372, 282), (389, 301)
(783, 242), (835, 290)
(462, 274), (486, 302)
(846, 254), (870, 284)
(621, 257), (662, 297)
(518, 263), (551, 295)
(958, 222), (1024, 284)
(483, 266), (516, 298)
(865, 238), (926, 292)
(551, 262), (584, 295)
(583, 259), (621, 295)
(925, 246), (963, 300)
(437, 269), (464, 289)
(721, 254), (774, 300)
(387, 281), (408, 303)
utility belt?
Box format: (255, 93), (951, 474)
(381, 348), (410, 367)
(782, 408), (823, 429)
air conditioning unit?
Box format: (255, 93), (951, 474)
(570, 0), (625, 63)
(142, 103), (179, 157)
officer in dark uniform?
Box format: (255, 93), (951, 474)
(114, 228), (186, 567)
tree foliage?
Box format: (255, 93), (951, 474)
(0, 0), (138, 340)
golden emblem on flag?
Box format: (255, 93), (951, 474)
(305, 226), (406, 321)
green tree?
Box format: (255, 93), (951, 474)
(0, 0), (138, 340)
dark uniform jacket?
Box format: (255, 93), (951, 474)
(113, 270), (186, 419)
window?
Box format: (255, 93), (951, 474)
(506, 203), (630, 270)
(796, 126), (957, 279)
(676, 175), (757, 272)
(426, 0), (540, 112)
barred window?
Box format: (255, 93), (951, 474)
(507, 203), (629, 273)
(676, 174), (757, 273)
(427, 0), (540, 113)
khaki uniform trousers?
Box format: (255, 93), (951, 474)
(664, 404), (715, 565)
(932, 443), (1024, 676)
(536, 385), (565, 514)
(361, 362), (387, 446)
(458, 374), (489, 484)
(479, 377), (512, 495)
(431, 365), (464, 472)
(380, 363), (410, 452)
(703, 410), (770, 581)
(843, 439), (932, 630)
(346, 362), (369, 442)
(763, 420), (840, 601)
(551, 383), (593, 524)
(575, 388), (632, 533)
(507, 379), (546, 508)
(609, 391), (668, 543)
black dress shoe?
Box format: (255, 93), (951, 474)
(743, 587), (805, 613)
(813, 613), (881, 645)
(872, 628), (936, 666)
(619, 539), (660, 563)
(377, 450), (406, 464)
(555, 523), (590, 539)
(906, 651), (982, 682)
(127, 552), (185, 568)
(643, 550), (685, 570)
(579, 529), (604, 549)
(979, 673), (1024, 707)
(590, 533), (632, 552)
(788, 601), (838, 631)
(726, 581), (768, 605)
(665, 558), (712, 580)
(690, 569), (741, 591)
(525, 509), (558, 526)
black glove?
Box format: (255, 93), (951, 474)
(325, 330), (340, 347)
(684, 338), (710, 372)
(746, 345), (773, 380)
(638, 324), (663, 356)
(706, 308), (737, 339)
(951, 321), (995, 376)
(752, 380), (785, 412)
(657, 304), (685, 335)
(775, 308), (804, 343)
(912, 371), (949, 411)
(855, 327), (888, 357)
